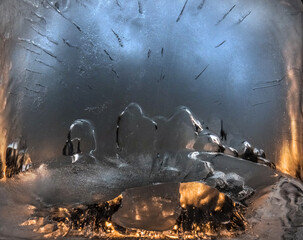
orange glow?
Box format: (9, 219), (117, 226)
(179, 182), (226, 210)
(18, 177), (250, 240)
(20, 186), (243, 239)
(21, 219), (38, 226)
(179, 182), (210, 208)
(108, 194), (123, 205)
(0, 61), (11, 181)
(278, 33), (302, 179)
(215, 193), (225, 212)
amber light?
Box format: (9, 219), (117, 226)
(278, 36), (302, 179)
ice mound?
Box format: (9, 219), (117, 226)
(114, 103), (275, 169)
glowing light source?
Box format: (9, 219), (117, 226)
(278, 33), (302, 179)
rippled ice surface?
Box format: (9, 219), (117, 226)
(0, 103), (302, 239)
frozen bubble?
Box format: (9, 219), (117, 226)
(62, 119), (96, 162)
(116, 103), (204, 156)
(116, 103), (157, 156)
(115, 103), (274, 175)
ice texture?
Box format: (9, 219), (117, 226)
(0, 0), (301, 168)
(0, 0), (302, 239)
(112, 183), (181, 231)
(62, 119), (97, 163)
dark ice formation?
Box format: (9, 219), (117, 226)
(0, 140), (32, 179)
(231, 140), (275, 169)
(62, 131), (75, 156)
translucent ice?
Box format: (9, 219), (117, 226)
(62, 119), (97, 163)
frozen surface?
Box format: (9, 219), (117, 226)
(0, 162), (301, 239)
(0, 0), (301, 168)
(0, 0), (302, 239)
(0, 103), (281, 238)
